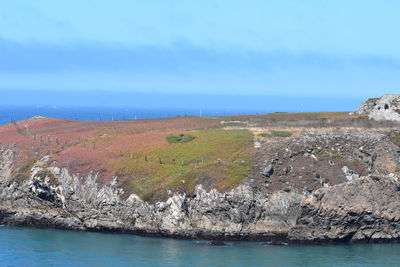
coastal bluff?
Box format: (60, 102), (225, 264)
(1, 106), (400, 244)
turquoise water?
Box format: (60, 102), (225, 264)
(0, 227), (399, 266)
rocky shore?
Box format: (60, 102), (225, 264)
(1, 126), (400, 244)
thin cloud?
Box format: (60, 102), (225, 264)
(0, 39), (399, 75)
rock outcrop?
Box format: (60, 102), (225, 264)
(0, 151), (305, 240)
(355, 94), (400, 121)
(290, 174), (400, 243)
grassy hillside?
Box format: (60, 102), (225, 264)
(113, 129), (254, 201)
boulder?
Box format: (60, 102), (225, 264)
(261, 164), (274, 177)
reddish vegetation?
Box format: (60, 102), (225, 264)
(51, 147), (113, 183)
(0, 116), (219, 183)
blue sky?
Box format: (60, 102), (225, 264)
(0, 0), (399, 107)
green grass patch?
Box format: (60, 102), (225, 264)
(324, 152), (345, 158)
(258, 130), (293, 138)
(270, 130), (293, 137)
(316, 149), (345, 159)
(258, 132), (270, 137)
(166, 134), (195, 144)
(114, 129), (254, 202)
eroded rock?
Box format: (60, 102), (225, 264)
(355, 94), (400, 121)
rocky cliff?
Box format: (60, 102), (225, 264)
(355, 94), (400, 121)
(1, 127), (400, 244)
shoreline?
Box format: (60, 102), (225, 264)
(2, 208), (400, 246)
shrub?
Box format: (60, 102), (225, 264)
(166, 134), (195, 144)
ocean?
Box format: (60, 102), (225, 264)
(0, 226), (399, 267)
(0, 106), (269, 126)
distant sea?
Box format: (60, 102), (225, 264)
(0, 226), (399, 267)
(0, 106), (271, 125)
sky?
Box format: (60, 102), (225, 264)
(0, 0), (399, 109)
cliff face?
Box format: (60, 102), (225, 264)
(1, 127), (400, 243)
(290, 175), (400, 242)
(0, 149), (305, 240)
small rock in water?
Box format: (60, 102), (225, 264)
(210, 240), (226, 246)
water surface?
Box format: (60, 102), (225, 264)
(0, 227), (399, 266)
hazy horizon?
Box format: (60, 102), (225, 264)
(0, 89), (365, 113)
